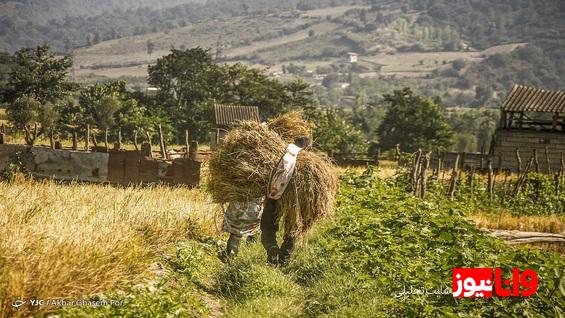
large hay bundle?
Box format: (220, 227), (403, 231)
(278, 150), (338, 237)
(208, 122), (284, 203)
(267, 111), (314, 143)
(208, 118), (337, 238)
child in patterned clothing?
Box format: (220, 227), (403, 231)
(222, 196), (265, 257)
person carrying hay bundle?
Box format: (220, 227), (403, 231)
(261, 136), (312, 266)
(208, 116), (337, 265)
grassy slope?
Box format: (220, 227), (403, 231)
(52, 169), (564, 317)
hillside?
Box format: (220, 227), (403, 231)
(0, 0), (203, 21)
(65, 0), (565, 108)
(0, 0), (342, 53)
(1, 0), (564, 107)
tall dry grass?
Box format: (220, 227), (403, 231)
(0, 176), (220, 317)
(469, 211), (564, 234)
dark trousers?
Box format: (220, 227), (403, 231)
(260, 197), (279, 249)
(261, 197), (295, 264)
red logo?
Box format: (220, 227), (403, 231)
(452, 268), (538, 298)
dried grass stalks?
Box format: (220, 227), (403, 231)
(208, 122), (285, 203)
(279, 150), (338, 237)
(207, 117), (337, 237)
(267, 111), (314, 143)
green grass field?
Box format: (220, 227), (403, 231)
(1, 166), (563, 317)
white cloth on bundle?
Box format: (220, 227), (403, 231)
(268, 143), (303, 200)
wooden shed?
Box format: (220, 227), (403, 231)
(210, 104), (260, 150)
(492, 84), (565, 173)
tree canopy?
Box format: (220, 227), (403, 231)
(148, 47), (315, 141)
(377, 88), (454, 152)
(4, 45), (75, 145)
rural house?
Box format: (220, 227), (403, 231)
(347, 52), (358, 63)
(492, 84), (565, 172)
(210, 104), (260, 150)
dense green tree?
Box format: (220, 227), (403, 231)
(284, 78), (317, 110)
(304, 107), (366, 154)
(4, 45), (75, 145)
(4, 45), (75, 104)
(148, 48), (314, 141)
(6, 96), (60, 145)
(79, 81), (126, 128)
(377, 88), (454, 152)
(74, 80), (155, 142)
(148, 47), (222, 141)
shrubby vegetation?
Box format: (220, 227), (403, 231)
(55, 168), (564, 317)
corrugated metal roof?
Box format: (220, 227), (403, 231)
(213, 104), (260, 127)
(501, 84), (565, 113)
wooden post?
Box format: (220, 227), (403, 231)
(467, 165), (475, 187)
(141, 142), (152, 158)
(91, 133), (98, 148)
(487, 159), (494, 200)
(117, 127), (122, 150)
(85, 124), (90, 152)
(189, 141), (198, 160)
(544, 146), (551, 174)
(411, 149), (423, 195)
(54, 140), (62, 149)
(134, 131), (139, 151)
(533, 149), (539, 173)
(501, 170), (510, 203)
(49, 128), (54, 149)
(497, 153), (502, 174)
(395, 144), (401, 164)
(514, 157), (533, 197)
(480, 143), (485, 170)
(434, 150), (441, 177)
(0, 123), (5, 144)
(460, 152), (466, 171)
(185, 129), (190, 158)
(158, 124), (167, 160)
(561, 152), (565, 176)
(448, 154), (460, 200)
(440, 152), (446, 181)
(104, 128), (109, 152)
(468, 165), (475, 198)
(558, 152), (565, 195)
(419, 152), (431, 199)
(72, 131), (78, 150)
(515, 148), (522, 174)
(374, 147), (381, 166)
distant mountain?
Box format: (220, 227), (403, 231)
(0, 0), (204, 22)
(1, 0), (564, 108)
(0, 0), (337, 52)
(0, 0), (208, 52)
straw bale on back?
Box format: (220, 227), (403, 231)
(278, 150), (338, 237)
(207, 117), (337, 238)
(267, 111), (314, 143)
(207, 122), (284, 203)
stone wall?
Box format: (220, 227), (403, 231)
(0, 144), (201, 186)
